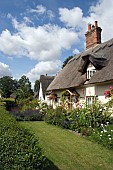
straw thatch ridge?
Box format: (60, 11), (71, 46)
(40, 75), (55, 97)
(47, 38), (113, 91)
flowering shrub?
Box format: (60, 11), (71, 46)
(45, 101), (113, 149)
(91, 123), (113, 149)
(48, 94), (57, 102)
(11, 99), (49, 121)
(104, 86), (113, 97)
(48, 95), (53, 100)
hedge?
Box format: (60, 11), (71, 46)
(0, 106), (48, 170)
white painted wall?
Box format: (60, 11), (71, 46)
(45, 81), (113, 107)
(95, 83), (113, 103)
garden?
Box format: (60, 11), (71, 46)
(0, 86), (113, 169)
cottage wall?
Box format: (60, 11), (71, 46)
(76, 82), (113, 105)
(95, 83), (113, 103)
(45, 82), (113, 108)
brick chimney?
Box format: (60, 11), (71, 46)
(85, 21), (102, 49)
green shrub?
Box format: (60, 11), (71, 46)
(90, 123), (113, 149)
(11, 109), (44, 121)
(10, 99), (49, 121)
(45, 102), (113, 149)
(0, 106), (48, 169)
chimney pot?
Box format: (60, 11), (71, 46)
(92, 24), (94, 28)
(88, 24), (91, 31)
(95, 21), (98, 27)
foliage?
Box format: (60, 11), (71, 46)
(60, 90), (68, 102)
(0, 106), (48, 169)
(11, 109), (44, 121)
(0, 76), (18, 98)
(45, 106), (71, 129)
(62, 56), (74, 68)
(45, 102), (113, 149)
(91, 123), (113, 149)
(17, 75), (33, 99)
(34, 80), (40, 92)
(0, 98), (17, 111)
(11, 99), (48, 121)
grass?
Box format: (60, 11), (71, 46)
(21, 121), (113, 170)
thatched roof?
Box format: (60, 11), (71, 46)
(47, 38), (113, 91)
(40, 75), (55, 96)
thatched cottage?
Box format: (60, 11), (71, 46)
(38, 75), (55, 101)
(46, 21), (113, 107)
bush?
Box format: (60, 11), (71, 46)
(0, 98), (16, 110)
(45, 102), (113, 148)
(45, 106), (71, 128)
(11, 109), (44, 121)
(91, 123), (113, 149)
(0, 106), (48, 169)
(10, 99), (49, 121)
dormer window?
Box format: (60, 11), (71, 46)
(87, 63), (96, 80)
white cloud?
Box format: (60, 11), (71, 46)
(0, 29), (27, 56)
(29, 5), (54, 20)
(85, 0), (113, 42)
(26, 60), (62, 81)
(59, 7), (85, 29)
(47, 10), (55, 20)
(73, 48), (80, 55)
(23, 16), (33, 24)
(29, 5), (46, 15)
(0, 19), (78, 61)
(0, 62), (11, 77)
(2, 0), (113, 83)
(59, 0), (113, 42)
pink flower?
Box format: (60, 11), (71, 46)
(110, 86), (113, 89)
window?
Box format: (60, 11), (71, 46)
(86, 63), (96, 80)
(86, 96), (95, 105)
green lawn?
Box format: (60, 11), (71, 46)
(21, 121), (113, 170)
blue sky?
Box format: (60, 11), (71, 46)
(0, 0), (113, 86)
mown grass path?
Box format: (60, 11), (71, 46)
(21, 121), (113, 170)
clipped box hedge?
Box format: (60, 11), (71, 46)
(0, 106), (48, 170)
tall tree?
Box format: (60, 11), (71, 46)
(17, 75), (33, 99)
(34, 80), (40, 92)
(62, 56), (74, 68)
(0, 76), (18, 98)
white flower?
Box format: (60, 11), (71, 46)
(108, 134), (111, 137)
(103, 129), (107, 133)
(106, 122), (109, 125)
(101, 124), (104, 127)
(111, 130), (113, 132)
(100, 134), (102, 137)
(101, 131), (103, 133)
(109, 138), (112, 140)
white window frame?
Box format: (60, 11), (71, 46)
(86, 96), (95, 105)
(86, 63), (96, 80)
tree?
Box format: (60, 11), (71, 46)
(34, 80), (40, 92)
(0, 76), (18, 98)
(62, 56), (74, 68)
(17, 75), (33, 99)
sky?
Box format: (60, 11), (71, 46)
(0, 0), (113, 87)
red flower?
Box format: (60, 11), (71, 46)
(48, 95), (53, 100)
